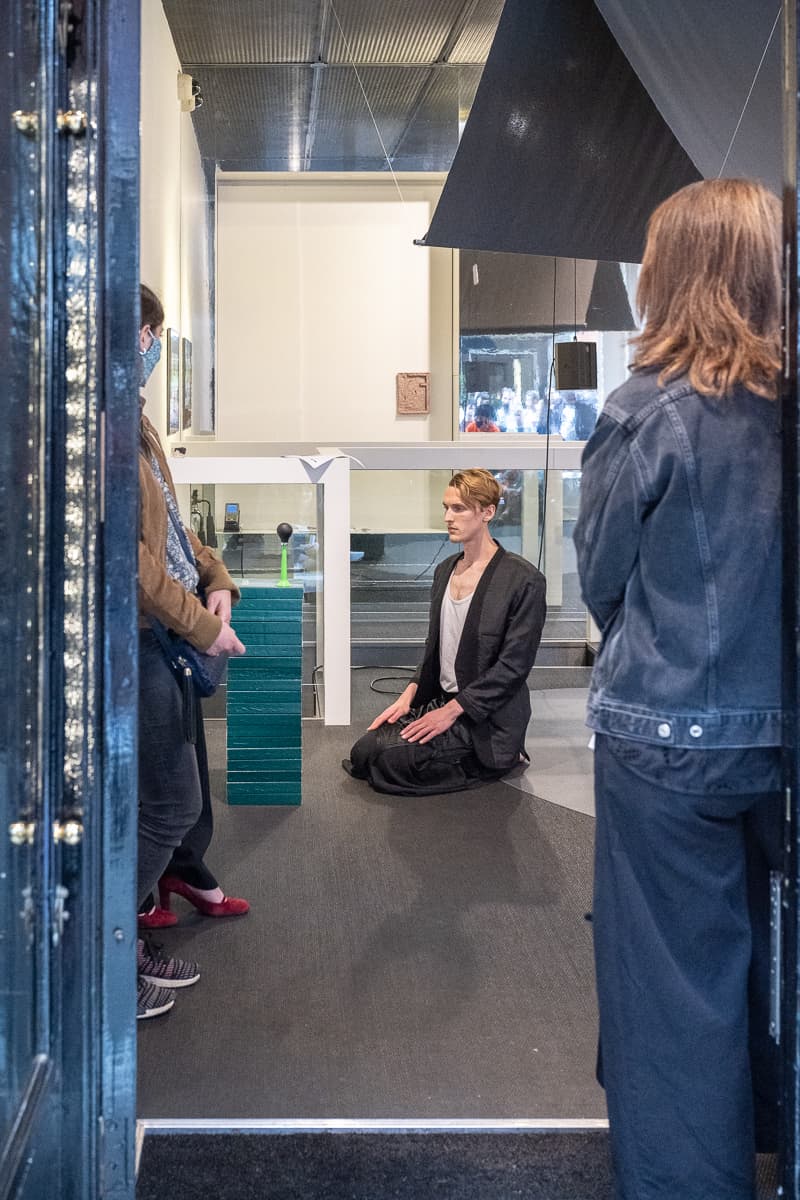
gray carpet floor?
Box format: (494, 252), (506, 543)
(506, 690), (595, 818)
(137, 679), (604, 1120)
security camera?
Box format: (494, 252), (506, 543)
(177, 71), (202, 113)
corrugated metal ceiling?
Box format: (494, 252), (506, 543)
(161, 0), (502, 171)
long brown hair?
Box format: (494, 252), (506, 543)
(631, 178), (781, 399)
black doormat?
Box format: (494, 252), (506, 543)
(136, 1131), (613, 1200)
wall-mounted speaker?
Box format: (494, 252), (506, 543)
(554, 341), (597, 390)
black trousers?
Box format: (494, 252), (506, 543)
(346, 698), (506, 796)
(163, 710), (218, 890)
(138, 632), (205, 908)
(138, 635), (218, 913)
(593, 733), (781, 1200)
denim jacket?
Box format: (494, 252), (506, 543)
(573, 370), (781, 749)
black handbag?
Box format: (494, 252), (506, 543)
(149, 618), (229, 743)
(149, 619), (228, 699)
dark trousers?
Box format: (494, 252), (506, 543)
(161, 709), (218, 890)
(347, 698), (505, 796)
(138, 632), (205, 908)
(593, 734), (781, 1200)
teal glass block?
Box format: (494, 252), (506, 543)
(236, 619), (304, 638)
(229, 671), (302, 689)
(227, 768), (301, 783)
(227, 680), (300, 697)
(226, 691), (302, 705)
(227, 719), (301, 748)
(227, 699), (301, 717)
(240, 585), (303, 597)
(235, 648), (303, 667)
(232, 630), (301, 647)
(229, 652), (301, 669)
(234, 609), (302, 621)
(228, 586), (303, 804)
(227, 783), (302, 806)
(227, 667), (303, 686)
(227, 748), (302, 770)
(237, 596), (303, 610)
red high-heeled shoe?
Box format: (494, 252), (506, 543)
(158, 875), (250, 918)
(138, 904), (178, 929)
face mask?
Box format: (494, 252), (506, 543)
(139, 332), (162, 385)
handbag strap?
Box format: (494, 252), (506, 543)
(165, 496), (209, 607)
(149, 504), (209, 744)
(166, 501), (198, 568)
(148, 613), (181, 667)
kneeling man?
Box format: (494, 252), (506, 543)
(344, 469), (546, 795)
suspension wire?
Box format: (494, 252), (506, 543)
(718, 7), (781, 178)
(329, 0), (405, 202)
(537, 257), (557, 573)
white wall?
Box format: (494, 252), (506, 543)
(216, 176), (453, 446)
(139, 0), (211, 441)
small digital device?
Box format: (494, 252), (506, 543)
(223, 502), (240, 532)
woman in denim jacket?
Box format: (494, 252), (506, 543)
(574, 179), (781, 1200)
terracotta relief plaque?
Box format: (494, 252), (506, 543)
(396, 372), (430, 415)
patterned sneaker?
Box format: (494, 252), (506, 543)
(137, 938), (200, 989)
(137, 978), (176, 1020)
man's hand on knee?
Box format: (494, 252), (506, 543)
(368, 683), (417, 731)
(401, 699), (463, 745)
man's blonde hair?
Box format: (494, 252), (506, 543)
(448, 469), (501, 511)
(632, 178), (781, 399)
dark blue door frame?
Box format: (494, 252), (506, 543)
(0, 1), (140, 1197)
(3, 1), (800, 1196)
(785, 4), (800, 1198)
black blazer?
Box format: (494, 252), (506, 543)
(414, 542), (547, 771)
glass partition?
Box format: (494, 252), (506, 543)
(184, 481), (321, 716)
(349, 467), (587, 669)
(457, 250), (639, 440)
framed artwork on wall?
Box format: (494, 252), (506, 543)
(181, 337), (192, 432)
(166, 328), (180, 435)
(396, 371), (430, 414)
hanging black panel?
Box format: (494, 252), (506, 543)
(419, 0), (701, 263)
(459, 253), (635, 333)
(586, 260), (635, 331)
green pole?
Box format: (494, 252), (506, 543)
(279, 542), (289, 585)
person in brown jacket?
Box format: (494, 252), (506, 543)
(136, 285), (247, 1020)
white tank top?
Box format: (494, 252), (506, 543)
(439, 583), (474, 693)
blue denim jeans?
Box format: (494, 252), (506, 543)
(138, 631), (203, 908)
(593, 733), (781, 1200)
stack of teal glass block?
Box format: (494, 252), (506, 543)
(226, 583), (302, 805)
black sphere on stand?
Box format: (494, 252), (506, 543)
(277, 522), (293, 544)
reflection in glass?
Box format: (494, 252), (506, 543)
(188, 482), (320, 717)
(459, 331), (605, 439)
(348, 469), (586, 660)
(458, 251), (639, 440)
